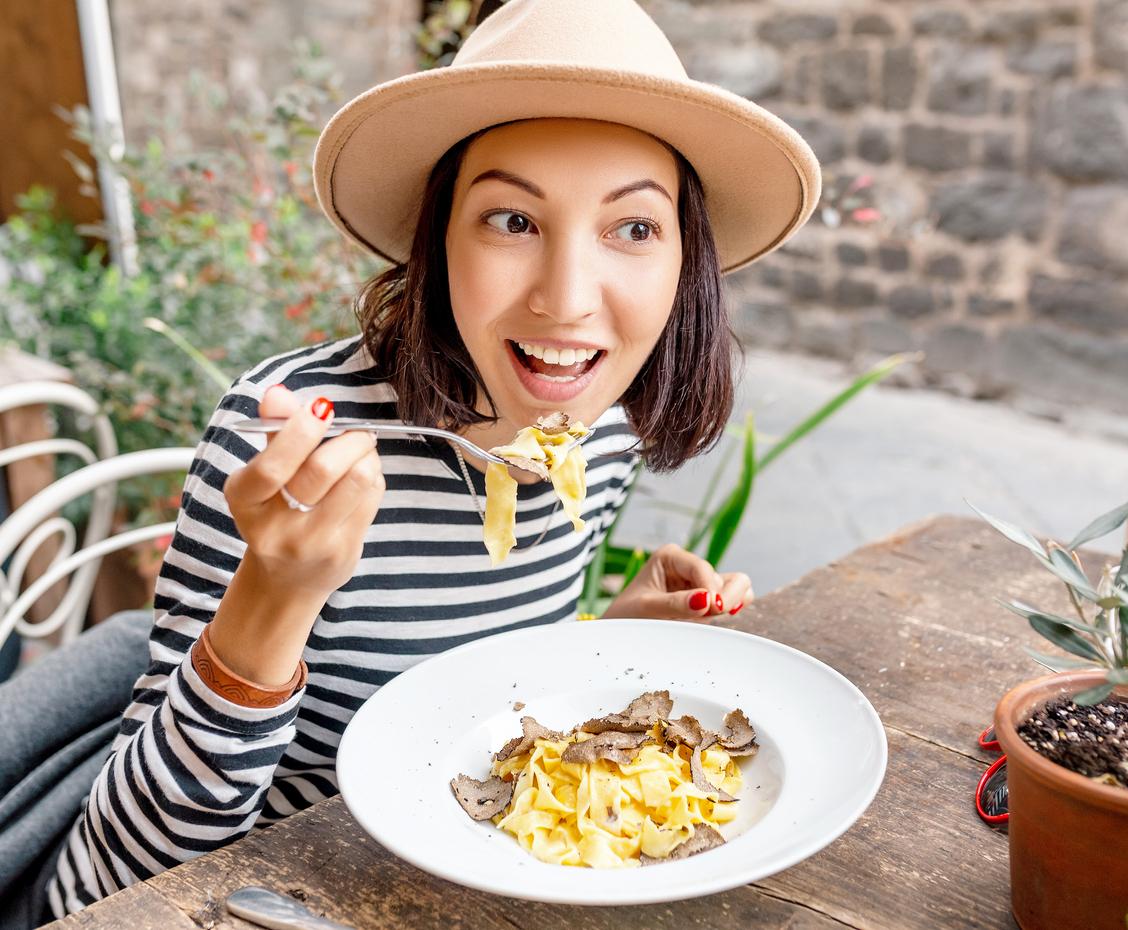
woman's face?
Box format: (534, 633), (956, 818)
(445, 118), (682, 458)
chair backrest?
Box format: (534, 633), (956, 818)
(0, 380), (195, 651)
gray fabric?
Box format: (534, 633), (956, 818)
(0, 609), (153, 928)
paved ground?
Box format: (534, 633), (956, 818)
(614, 349), (1128, 596)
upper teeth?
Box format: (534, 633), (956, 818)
(516, 343), (600, 366)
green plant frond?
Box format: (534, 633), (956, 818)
(1027, 615), (1107, 664)
(1041, 547), (1102, 603)
(1022, 646), (1101, 673)
(1066, 500), (1128, 551)
(999, 599), (1106, 637)
(1073, 681), (1115, 707)
(705, 412), (756, 567)
(967, 502), (1047, 559)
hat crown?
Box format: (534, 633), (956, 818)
(453, 0), (688, 80)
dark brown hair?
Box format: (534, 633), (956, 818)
(353, 120), (737, 473)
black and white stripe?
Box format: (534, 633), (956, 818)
(48, 335), (640, 915)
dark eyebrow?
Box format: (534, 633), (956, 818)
(468, 169), (673, 205)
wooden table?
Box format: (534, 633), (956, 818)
(48, 514), (1090, 930)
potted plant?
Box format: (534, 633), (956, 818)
(973, 500), (1128, 930)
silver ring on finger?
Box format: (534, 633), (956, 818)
(279, 483), (315, 513)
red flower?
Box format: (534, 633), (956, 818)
(155, 534), (174, 551)
(139, 200), (156, 216)
(283, 161), (298, 178)
(250, 221), (268, 244)
(304, 329), (328, 343)
(202, 169), (215, 182)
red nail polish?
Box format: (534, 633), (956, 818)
(312, 397), (333, 420)
(688, 590), (708, 611)
(729, 602), (744, 615)
(715, 593), (724, 612)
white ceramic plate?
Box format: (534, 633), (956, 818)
(337, 619), (887, 906)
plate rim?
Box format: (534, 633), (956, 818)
(336, 618), (888, 905)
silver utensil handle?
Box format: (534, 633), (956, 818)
(225, 886), (356, 930)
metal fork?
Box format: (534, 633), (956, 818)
(231, 418), (594, 473)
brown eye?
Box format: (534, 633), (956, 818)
(486, 212), (532, 235)
(613, 220), (658, 242)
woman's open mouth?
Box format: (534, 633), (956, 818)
(505, 340), (605, 401)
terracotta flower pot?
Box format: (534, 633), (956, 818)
(994, 670), (1128, 930)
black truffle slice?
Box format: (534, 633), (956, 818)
(495, 453), (550, 480)
(661, 714), (719, 750)
(450, 774), (514, 821)
(536, 412), (571, 435)
(640, 824), (727, 864)
(561, 730), (653, 766)
(493, 716), (566, 762)
(718, 708), (759, 758)
(581, 690), (674, 734)
(689, 745), (736, 802)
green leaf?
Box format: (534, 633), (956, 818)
(1022, 646), (1100, 673)
(622, 547), (648, 587)
(967, 502), (1046, 559)
(705, 413), (756, 567)
(1001, 600), (1107, 637)
(1028, 615), (1105, 662)
(1043, 548), (1102, 602)
(1067, 501), (1128, 550)
(1073, 682), (1114, 706)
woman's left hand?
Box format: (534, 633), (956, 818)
(599, 543), (754, 621)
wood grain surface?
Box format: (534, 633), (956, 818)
(46, 514), (1094, 929)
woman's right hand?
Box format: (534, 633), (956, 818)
(222, 383), (386, 600)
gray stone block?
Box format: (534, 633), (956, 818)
(927, 45), (991, 115)
(758, 14), (838, 47)
(1006, 41), (1077, 80)
(836, 242), (868, 266)
(1095, 0), (1128, 74)
(979, 10), (1042, 43)
(783, 53), (818, 104)
(878, 244), (910, 273)
(882, 47), (917, 110)
(789, 269), (824, 302)
(685, 42), (783, 99)
(1028, 273), (1128, 336)
(968, 295), (1017, 318)
(857, 125), (893, 164)
(822, 48), (870, 111)
(734, 301), (794, 349)
(1056, 185), (1128, 274)
(925, 253), (965, 280)
(793, 310), (856, 359)
(758, 262), (787, 289)
(923, 324), (988, 376)
(852, 14), (895, 37)
(996, 325), (1128, 414)
(982, 132), (1015, 170)
(912, 10), (970, 38)
(904, 123), (972, 171)
(858, 317), (915, 354)
(775, 112), (846, 164)
(931, 174), (1048, 242)
(888, 284), (937, 319)
(832, 276), (879, 309)
(1031, 84), (1128, 182)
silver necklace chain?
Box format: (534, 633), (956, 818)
(452, 443), (557, 550)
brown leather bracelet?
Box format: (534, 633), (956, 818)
(191, 623), (308, 708)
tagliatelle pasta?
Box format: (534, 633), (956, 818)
(491, 724), (742, 868)
(482, 413), (590, 566)
(449, 692), (759, 869)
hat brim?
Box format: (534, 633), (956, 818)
(313, 62), (821, 275)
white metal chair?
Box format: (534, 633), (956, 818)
(0, 380), (195, 654)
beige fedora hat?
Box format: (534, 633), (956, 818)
(313, 0), (821, 275)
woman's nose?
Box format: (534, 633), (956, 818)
(529, 237), (600, 324)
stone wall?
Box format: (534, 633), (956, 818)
(109, 0), (420, 148)
(107, 0), (1128, 420)
(642, 0), (1128, 420)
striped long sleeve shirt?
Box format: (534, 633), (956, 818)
(48, 335), (641, 916)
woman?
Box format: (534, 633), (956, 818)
(41, 0), (819, 917)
